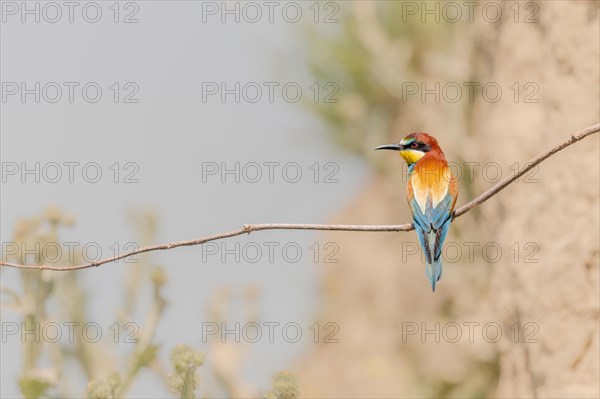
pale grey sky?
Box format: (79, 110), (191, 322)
(1, 2), (367, 397)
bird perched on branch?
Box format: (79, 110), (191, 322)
(376, 133), (458, 292)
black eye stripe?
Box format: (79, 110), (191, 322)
(405, 141), (431, 152)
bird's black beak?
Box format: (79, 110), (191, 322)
(374, 144), (403, 151)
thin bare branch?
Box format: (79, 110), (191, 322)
(2, 123), (598, 271)
(454, 123), (600, 217)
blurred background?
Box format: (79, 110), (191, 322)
(1, 1), (599, 398)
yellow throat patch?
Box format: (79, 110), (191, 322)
(399, 149), (425, 165)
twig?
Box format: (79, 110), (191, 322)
(2, 123), (598, 271)
(454, 123), (599, 217)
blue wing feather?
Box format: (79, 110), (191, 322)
(410, 192), (454, 291)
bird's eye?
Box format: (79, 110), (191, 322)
(411, 141), (419, 149)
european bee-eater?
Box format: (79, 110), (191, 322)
(376, 133), (458, 292)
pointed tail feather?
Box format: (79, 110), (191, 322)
(425, 229), (443, 291)
(415, 224), (446, 292)
(425, 257), (443, 292)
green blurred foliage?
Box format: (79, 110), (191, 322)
(167, 345), (204, 399)
(304, 1), (455, 157)
(2, 206), (294, 398)
(263, 371), (299, 399)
